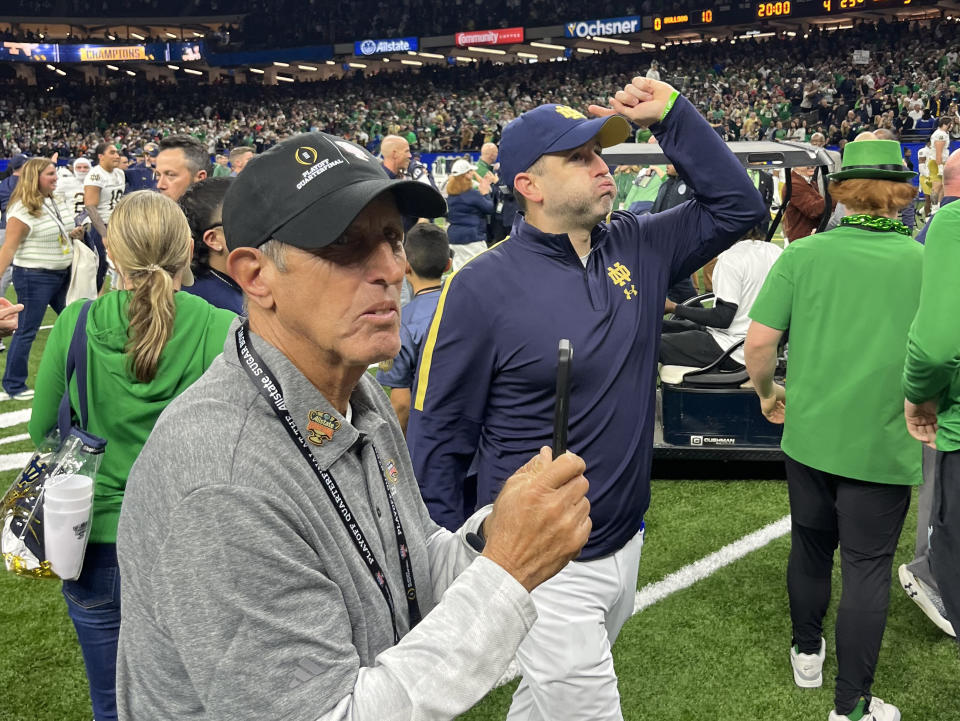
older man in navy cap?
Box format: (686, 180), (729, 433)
(408, 76), (767, 720)
(116, 132), (593, 721)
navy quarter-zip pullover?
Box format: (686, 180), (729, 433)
(407, 96), (767, 559)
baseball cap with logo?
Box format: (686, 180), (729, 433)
(142, 142), (159, 157)
(498, 105), (631, 189)
(223, 132), (447, 252)
(9, 154), (29, 171)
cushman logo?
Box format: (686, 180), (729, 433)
(295, 146), (318, 165)
(690, 436), (737, 446)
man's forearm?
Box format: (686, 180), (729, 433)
(85, 205), (107, 237)
(745, 334), (779, 398)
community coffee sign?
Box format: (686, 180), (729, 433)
(455, 27), (524, 46)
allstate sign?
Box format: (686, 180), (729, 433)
(355, 37), (418, 56)
(564, 16), (641, 37)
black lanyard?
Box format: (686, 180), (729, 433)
(235, 323), (421, 643)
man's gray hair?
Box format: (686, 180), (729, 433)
(260, 239), (288, 272)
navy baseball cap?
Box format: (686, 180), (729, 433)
(223, 132), (447, 252)
(499, 105), (631, 189)
(9, 154), (29, 170)
(143, 142), (159, 157)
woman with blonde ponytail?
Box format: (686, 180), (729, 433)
(28, 191), (236, 721)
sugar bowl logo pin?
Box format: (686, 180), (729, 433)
(385, 459), (400, 495)
(306, 410), (341, 446)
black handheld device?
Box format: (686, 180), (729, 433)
(552, 339), (573, 459)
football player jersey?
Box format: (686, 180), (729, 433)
(55, 170), (88, 220)
(84, 166), (126, 224)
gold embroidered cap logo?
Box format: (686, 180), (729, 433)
(295, 146), (318, 166)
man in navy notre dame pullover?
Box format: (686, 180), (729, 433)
(407, 78), (767, 721)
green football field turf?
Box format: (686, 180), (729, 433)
(0, 306), (957, 721)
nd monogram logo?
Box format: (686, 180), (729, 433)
(607, 262), (637, 301)
(554, 105), (586, 120)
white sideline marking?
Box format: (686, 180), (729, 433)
(496, 514), (791, 687)
(0, 451), (35, 472)
(0, 408), (31, 429)
(633, 515), (791, 614)
(0, 433), (30, 446)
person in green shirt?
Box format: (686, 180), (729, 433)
(28, 191), (235, 721)
(902, 196), (960, 654)
(745, 140), (921, 721)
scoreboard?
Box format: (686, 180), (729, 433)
(649, 0), (936, 32)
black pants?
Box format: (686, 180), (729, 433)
(785, 457), (910, 715)
(660, 319), (742, 370)
(930, 449), (960, 653)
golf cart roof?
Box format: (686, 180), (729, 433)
(603, 140), (833, 170)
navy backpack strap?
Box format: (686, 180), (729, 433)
(57, 301), (94, 439)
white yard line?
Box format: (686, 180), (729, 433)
(0, 451), (36, 473)
(497, 514), (791, 687)
(633, 515), (791, 614)
(0, 433), (30, 446)
(0, 408), (31, 429)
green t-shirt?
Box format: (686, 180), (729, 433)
(749, 224), (923, 484)
(623, 167), (665, 207)
(903, 200), (960, 451)
(28, 293), (236, 542)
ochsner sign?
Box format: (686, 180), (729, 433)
(564, 16), (641, 38)
(355, 37), (418, 56)
(455, 27), (524, 46)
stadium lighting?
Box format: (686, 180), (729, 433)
(785, 31), (797, 36)
(382, 58), (390, 62)
(710, 37), (719, 42)
(590, 36), (629, 45)
(297, 64), (318, 71)
(659, 45), (667, 50)
(45, 64), (56, 70)
(107, 34), (116, 40)
(249, 67), (265, 74)
(193, 32), (205, 37)
(641, 42), (657, 49)
(738, 31), (775, 39)
(348, 62), (367, 68)
(277, 75), (294, 82)
(274, 61), (290, 67)
(130, 32), (145, 40)
(167, 64), (180, 70)
(453, 56), (477, 63)
(183, 68), (203, 75)
(56, 69), (67, 76)
(516, 52), (538, 58)
(468, 46), (506, 55)
(165, 32), (177, 39)
(576, 47), (599, 54)
(106, 64), (119, 70)
(418, 52), (444, 59)
(401, 59), (423, 66)
(530, 42), (565, 50)
(125, 70), (136, 76)
(326, 60), (336, 65)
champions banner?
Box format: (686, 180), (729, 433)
(454, 27), (524, 47)
(0, 41), (204, 63)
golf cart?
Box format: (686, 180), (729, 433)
(602, 140), (835, 479)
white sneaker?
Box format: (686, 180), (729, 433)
(829, 696), (901, 721)
(0, 388), (34, 401)
(790, 637), (825, 688)
(899, 564), (956, 637)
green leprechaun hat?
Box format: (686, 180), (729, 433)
(828, 139), (916, 182)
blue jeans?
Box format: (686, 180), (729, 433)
(62, 543), (120, 721)
(2, 266), (70, 395)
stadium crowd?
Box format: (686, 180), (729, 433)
(0, 17), (958, 163)
(10, 0), (702, 47)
